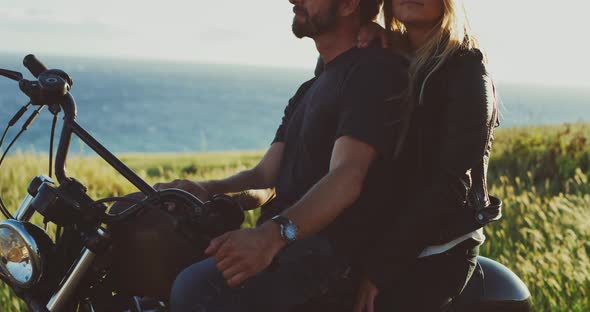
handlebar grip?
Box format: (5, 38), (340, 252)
(23, 54), (48, 78)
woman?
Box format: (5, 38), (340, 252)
(352, 0), (499, 311)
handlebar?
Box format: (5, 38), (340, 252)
(2, 55), (157, 196)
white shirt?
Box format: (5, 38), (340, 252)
(418, 228), (485, 258)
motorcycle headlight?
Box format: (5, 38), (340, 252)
(0, 220), (50, 288)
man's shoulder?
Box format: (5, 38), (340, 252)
(354, 47), (409, 71)
(339, 47), (408, 89)
(293, 76), (318, 96)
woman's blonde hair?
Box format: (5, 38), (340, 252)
(384, 0), (481, 157)
(385, 0), (480, 104)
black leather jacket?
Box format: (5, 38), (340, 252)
(362, 48), (501, 289)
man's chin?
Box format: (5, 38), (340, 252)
(292, 31), (306, 39)
(292, 21), (312, 39)
(292, 28), (317, 39)
(292, 28), (306, 39)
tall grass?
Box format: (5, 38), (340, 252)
(483, 123), (590, 311)
(0, 124), (589, 311)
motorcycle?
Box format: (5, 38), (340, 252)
(0, 55), (531, 311)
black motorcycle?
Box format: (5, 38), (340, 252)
(0, 55), (531, 311)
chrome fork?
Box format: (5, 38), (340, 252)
(46, 248), (97, 312)
(10, 175), (103, 311)
(14, 194), (34, 221)
(46, 228), (108, 311)
(14, 174), (54, 222)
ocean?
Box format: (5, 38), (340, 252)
(0, 54), (589, 154)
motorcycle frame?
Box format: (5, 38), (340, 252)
(54, 93), (156, 196)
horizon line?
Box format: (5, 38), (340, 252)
(0, 50), (588, 90)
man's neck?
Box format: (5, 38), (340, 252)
(314, 22), (359, 65)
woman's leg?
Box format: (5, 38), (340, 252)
(169, 235), (350, 312)
(375, 239), (479, 312)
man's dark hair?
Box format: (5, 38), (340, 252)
(359, 0), (383, 24)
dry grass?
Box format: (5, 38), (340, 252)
(1, 123), (589, 311)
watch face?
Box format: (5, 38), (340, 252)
(284, 225), (298, 241)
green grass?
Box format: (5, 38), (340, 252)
(1, 123), (589, 311)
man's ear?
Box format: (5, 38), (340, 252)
(339, 0), (361, 18)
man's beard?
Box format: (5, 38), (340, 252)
(292, 3), (339, 38)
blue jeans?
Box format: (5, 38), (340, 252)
(169, 235), (351, 312)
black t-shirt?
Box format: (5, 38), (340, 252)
(259, 47), (408, 256)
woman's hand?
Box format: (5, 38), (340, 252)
(357, 22), (390, 48)
(353, 276), (380, 312)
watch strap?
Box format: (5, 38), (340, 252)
(271, 215), (294, 226)
(271, 215), (298, 244)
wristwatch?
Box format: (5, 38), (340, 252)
(271, 215), (299, 244)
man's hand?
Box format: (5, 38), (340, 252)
(153, 179), (210, 200)
(353, 276), (380, 312)
(205, 223), (286, 287)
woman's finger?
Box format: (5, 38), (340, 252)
(380, 30), (390, 48)
(353, 292), (366, 312)
(357, 26), (372, 47)
(356, 37), (365, 48)
(366, 292), (376, 312)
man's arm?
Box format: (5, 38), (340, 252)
(154, 142), (284, 202)
(205, 51), (407, 288)
(203, 142), (284, 193)
(259, 136), (376, 239)
(204, 136), (377, 287)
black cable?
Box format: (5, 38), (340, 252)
(0, 102), (31, 153)
(0, 197), (13, 220)
(0, 127), (9, 217)
(0, 129), (25, 168)
(0, 105), (43, 220)
(93, 196), (154, 224)
(0, 102), (34, 220)
(0, 105), (44, 169)
(0, 127), (9, 151)
(49, 113), (58, 178)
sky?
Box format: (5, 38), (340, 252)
(0, 0), (588, 87)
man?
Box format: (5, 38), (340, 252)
(155, 0), (407, 310)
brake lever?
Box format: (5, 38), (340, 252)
(19, 79), (43, 105)
(0, 69), (23, 82)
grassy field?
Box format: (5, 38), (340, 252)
(0, 123), (589, 311)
